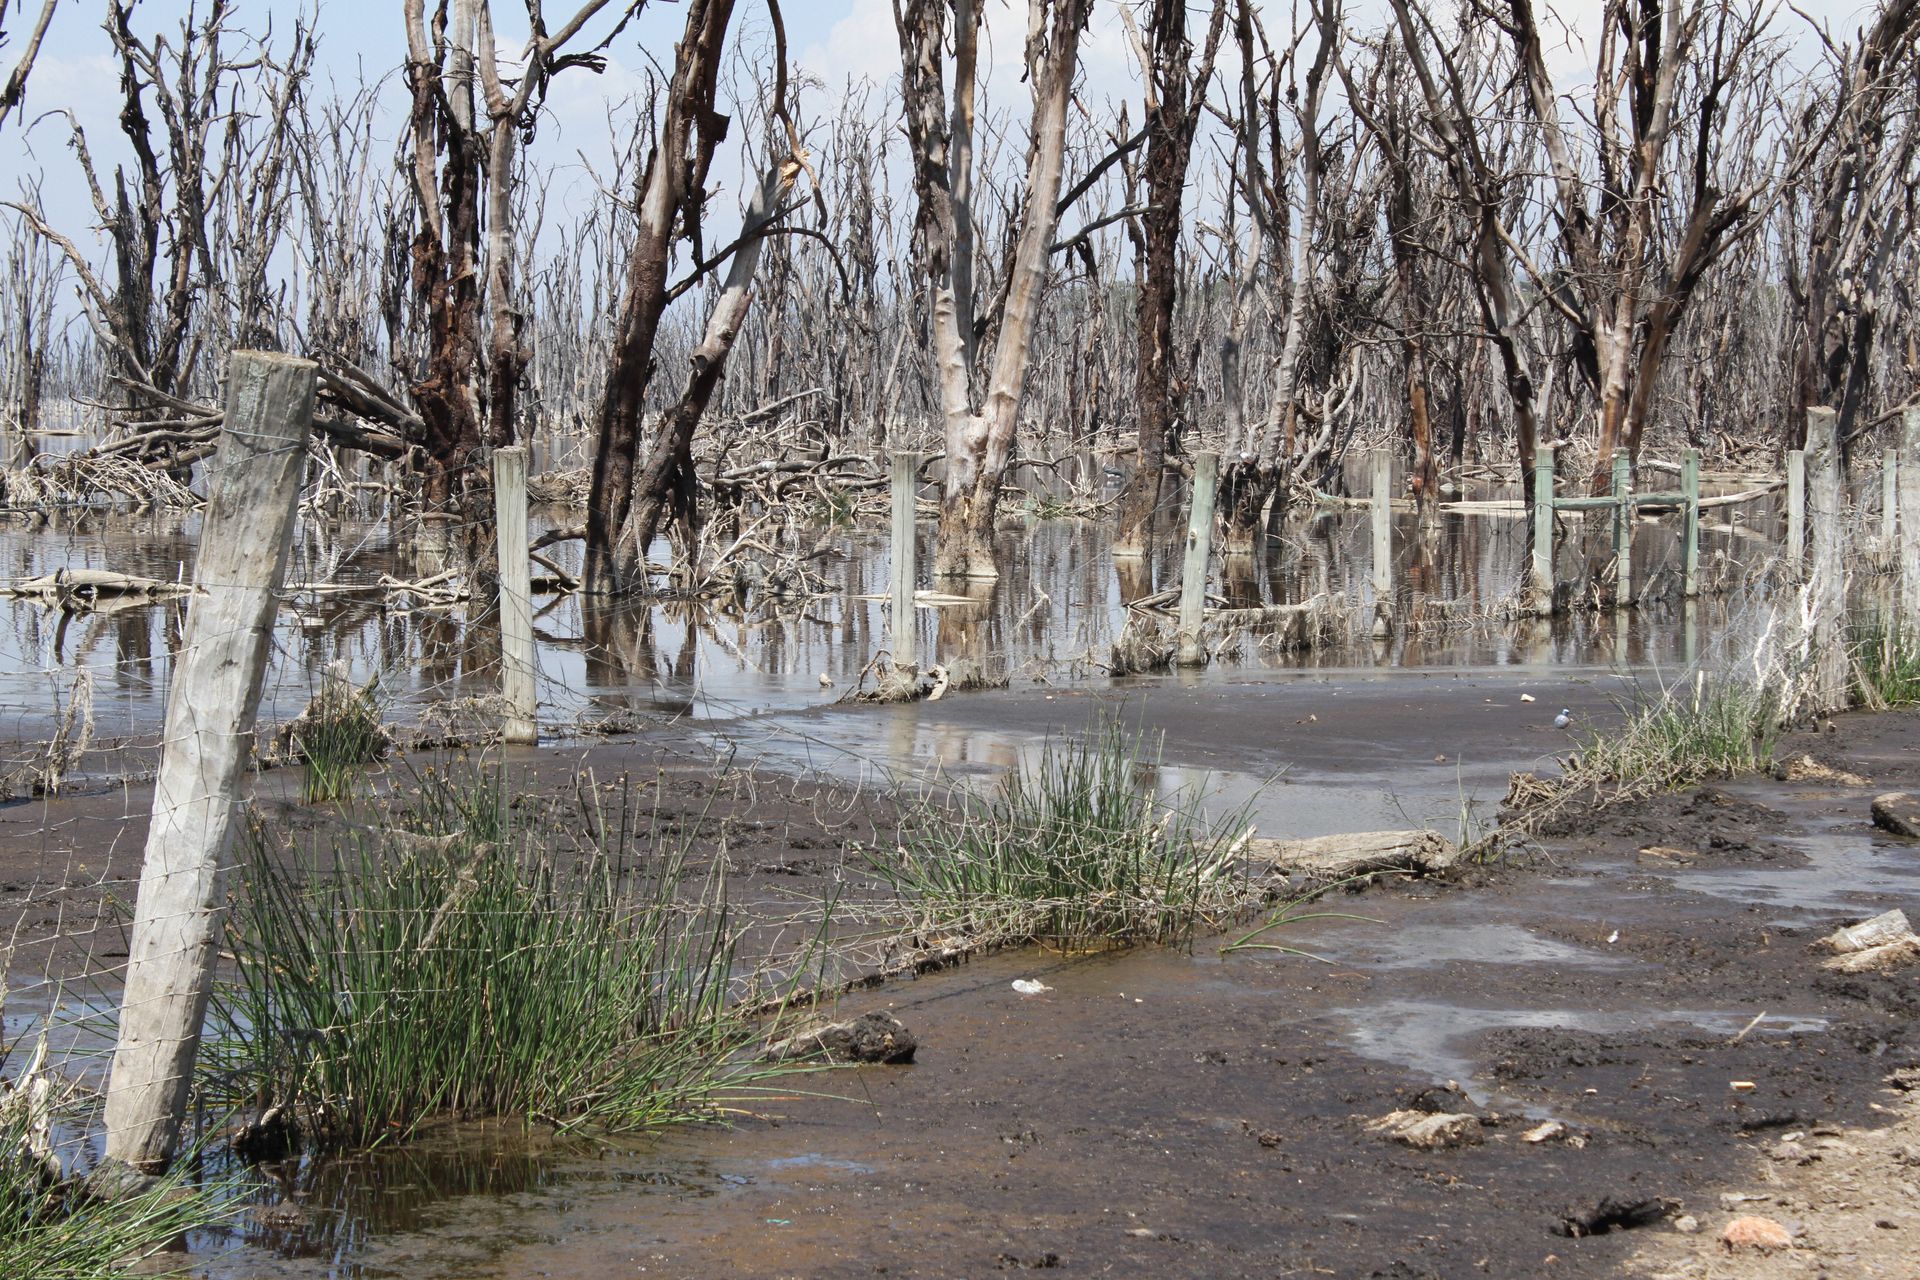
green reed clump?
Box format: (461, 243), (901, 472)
(291, 670), (388, 804)
(1850, 619), (1920, 709)
(212, 764), (788, 1148)
(0, 1038), (226, 1277)
(1573, 671), (1784, 791)
(871, 718), (1250, 951)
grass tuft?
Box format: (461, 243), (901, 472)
(210, 763), (800, 1149)
(1570, 671), (1784, 793)
(0, 1025), (226, 1277)
(290, 666), (388, 803)
(869, 718), (1251, 952)
(1850, 619), (1920, 709)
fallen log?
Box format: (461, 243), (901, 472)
(1, 569), (191, 612)
(1818, 908), (1914, 954)
(1244, 829), (1459, 881)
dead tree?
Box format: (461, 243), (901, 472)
(895, 0), (1093, 579)
(1787, 0), (1920, 455)
(6, 2), (315, 429)
(1216, 0), (1332, 547)
(1112, 0), (1226, 550)
(0, 0), (60, 134)
(1502, 0), (1792, 489)
(400, 0), (633, 509)
(582, 0), (743, 594)
(1382, 0), (1543, 504)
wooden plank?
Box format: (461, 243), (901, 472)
(103, 351), (316, 1175)
(493, 446), (537, 745)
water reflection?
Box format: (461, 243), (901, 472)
(0, 491), (1786, 776)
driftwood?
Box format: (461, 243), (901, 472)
(1818, 909), (1920, 972)
(1244, 829), (1459, 881)
(1, 569), (191, 612)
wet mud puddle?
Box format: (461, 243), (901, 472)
(188, 681), (1920, 1279)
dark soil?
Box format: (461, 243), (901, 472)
(15, 689), (1920, 1279)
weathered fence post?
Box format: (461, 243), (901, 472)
(1901, 408), (1920, 625)
(1611, 450), (1632, 608)
(1370, 452), (1393, 637)
(1806, 407), (1847, 711)
(1176, 453), (1219, 667)
(492, 446), (537, 745)
(1786, 448), (1806, 576)
(1530, 445), (1555, 616)
(102, 352), (315, 1176)
(1883, 456), (1899, 567)
(1682, 448), (1701, 599)
(890, 452), (918, 671)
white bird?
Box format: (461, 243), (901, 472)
(1553, 708), (1573, 729)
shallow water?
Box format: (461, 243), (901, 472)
(0, 483), (1781, 784)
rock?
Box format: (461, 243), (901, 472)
(1674, 1215), (1701, 1234)
(1364, 1109), (1483, 1150)
(764, 1011), (917, 1064)
(1555, 1195), (1677, 1237)
(1522, 1120), (1585, 1147)
(1769, 1140), (1815, 1164)
(1871, 792), (1920, 837)
(1720, 1215), (1793, 1252)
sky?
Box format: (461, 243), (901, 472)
(0, 0), (1890, 299)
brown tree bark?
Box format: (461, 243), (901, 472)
(584, 0), (737, 594)
(1112, 0), (1226, 552)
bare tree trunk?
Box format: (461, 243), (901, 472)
(1114, 0), (1225, 551)
(621, 158), (797, 578)
(584, 0), (737, 594)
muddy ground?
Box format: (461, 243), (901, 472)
(5, 673), (1920, 1279)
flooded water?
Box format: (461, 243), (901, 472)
(0, 483), (1787, 787)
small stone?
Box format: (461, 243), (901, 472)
(1720, 1215), (1793, 1252)
(1523, 1121), (1569, 1144)
(1674, 1215), (1700, 1234)
(1875, 1218), (1898, 1230)
(1893, 1144), (1920, 1167)
(1769, 1140), (1814, 1164)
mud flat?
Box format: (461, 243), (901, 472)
(7, 672), (1920, 1278)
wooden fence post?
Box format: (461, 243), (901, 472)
(1902, 408), (1920, 626)
(1530, 445), (1555, 616)
(1611, 450), (1632, 608)
(1806, 407), (1847, 711)
(1370, 451), (1393, 637)
(102, 352), (316, 1176)
(890, 452), (918, 671)
(1883, 457), (1899, 568)
(1176, 453), (1219, 667)
(492, 446), (537, 744)
(1787, 448), (1805, 577)
(1682, 448), (1701, 599)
